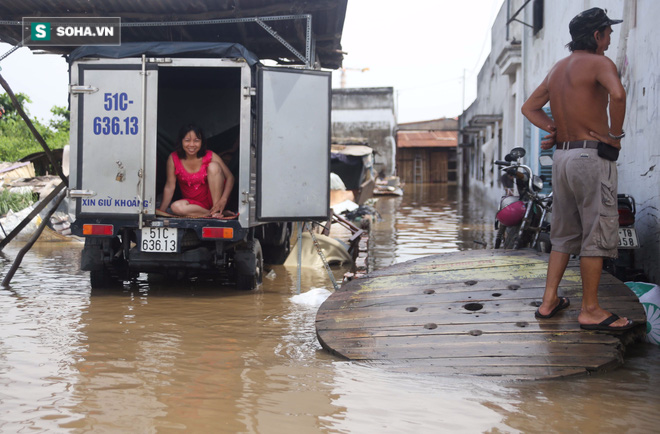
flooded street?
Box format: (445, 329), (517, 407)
(1, 184), (659, 433)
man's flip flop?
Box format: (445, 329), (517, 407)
(534, 297), (570, 319)
(580, 314), (636, 331)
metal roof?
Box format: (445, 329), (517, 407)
(398, 117), (459, 131)
(396, 130), (458, 149)
(0, 0), (347, 69)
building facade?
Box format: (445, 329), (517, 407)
(459, 0), (660, 283)
(396, 118), (458, 184)
(331, 87), (397, 176)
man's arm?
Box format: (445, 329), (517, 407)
(589, 58), (626, 148)
(521, 77), (557, 149)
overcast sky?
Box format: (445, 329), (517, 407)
(0, 0), (504, 124)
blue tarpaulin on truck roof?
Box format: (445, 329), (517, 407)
(68, 42), (260, 66)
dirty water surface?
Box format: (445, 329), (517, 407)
(1, 183), (659, 433)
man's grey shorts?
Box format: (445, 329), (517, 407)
(551, 147), (619, 258)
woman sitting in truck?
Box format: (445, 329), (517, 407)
(158, 124), (235, 218)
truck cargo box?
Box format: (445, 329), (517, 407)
(67, 43), (331, 289)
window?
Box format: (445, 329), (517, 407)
(533, 0), (544, 35)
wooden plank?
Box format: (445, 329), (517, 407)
(319, 333), (623, 352)
(377, 359), (616, 379)
(332, 342), (622, 364)
(321, 286), (638, 310)
(316, 249), (646, 380)
(375, 355), (619, 369)
(315, 299), (645, 325)
(318, 328), (621, 344)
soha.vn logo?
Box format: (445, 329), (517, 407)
(31, 22), (51, 40)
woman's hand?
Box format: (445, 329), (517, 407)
(209, 197), (228, 217)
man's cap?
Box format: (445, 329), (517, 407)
(569, 7), (622, 40)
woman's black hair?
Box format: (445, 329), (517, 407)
(566, 25), (607, 52)
(175, 123), (207, 159)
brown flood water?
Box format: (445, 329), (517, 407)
(1, 183), (659, 433)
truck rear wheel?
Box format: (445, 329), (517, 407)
(90, 267), (121, 289)
(262, 227), (291, 265)
(260, 223), (292, 265)
(235, 240), (264, 291)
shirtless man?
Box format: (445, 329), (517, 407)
(521, 7), (634, 331)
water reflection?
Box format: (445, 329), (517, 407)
(370, 183), (493, 270)
(1, 184), (659, 432)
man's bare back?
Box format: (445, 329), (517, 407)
(522, 26), (625, 149)
(547, 52), (612, 142)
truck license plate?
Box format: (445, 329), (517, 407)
(141, 227), (178, 252)
(618, 228), (638, 249)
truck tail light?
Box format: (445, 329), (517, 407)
(618, 208), (635, 226)
(82, 224), (114, 236)
(202, 227), (234, 239)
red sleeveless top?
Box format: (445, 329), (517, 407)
(171, 150), (213, 210)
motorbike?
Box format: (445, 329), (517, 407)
(493, 147), (552, 251)
(605, 194), (647, 281)
(494, 148), (645, 281)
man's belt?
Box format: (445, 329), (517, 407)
(557, 140), (599, 150)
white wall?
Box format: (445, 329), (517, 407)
(458, 0), (523, 206)
(612, 0), (660, 283)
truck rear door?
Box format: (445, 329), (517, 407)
(70, 60), (158, 217)
(256, 67), (330, 221)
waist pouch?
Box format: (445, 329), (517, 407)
(597, 142), (619, 161)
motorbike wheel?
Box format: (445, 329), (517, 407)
(535, 232), (552, 253)
(502, 225), (521, 249)
(494, 225), (506, 249)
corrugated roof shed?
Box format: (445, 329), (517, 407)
(0, 0), (347, 69)
(397, 130), (457, 149)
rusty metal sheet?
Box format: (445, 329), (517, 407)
(0, 0), (347, 69)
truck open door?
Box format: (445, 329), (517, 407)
(70, 60), (158, 218)
(256, 67), (331, 221)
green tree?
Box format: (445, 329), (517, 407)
(0, 92), (31, 122)
(0, 93), (69, 163)
(49, 105), (70, 133)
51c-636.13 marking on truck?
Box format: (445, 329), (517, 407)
(93, 92), (138, 135)
(104, 92), (133, 111)
(93, 116), (139, 135)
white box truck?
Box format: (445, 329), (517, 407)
(67, 42), (330, 289)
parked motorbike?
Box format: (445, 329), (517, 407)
(493, 147), (552, 251)
(495, 148), (645, 281)
(605, 194), (647, 281)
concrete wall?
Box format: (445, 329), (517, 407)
(458, 0), (523, 205)
(603, 0), (660, 284)
(461, 0), (660, 284)
(331, 87), (397, 176)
